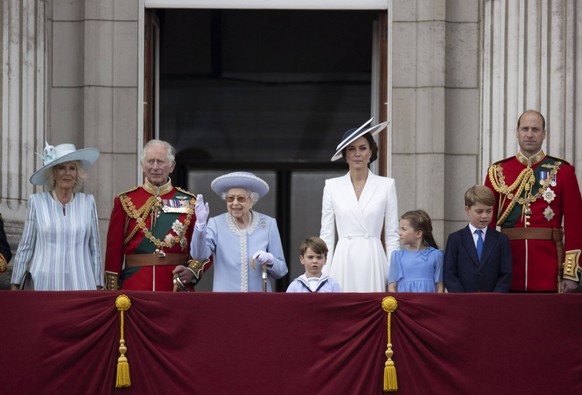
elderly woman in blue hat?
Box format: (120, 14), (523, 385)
(11, 143), (103, 290)
(319, 119), (399, 292)
(187, 171), (288, 291)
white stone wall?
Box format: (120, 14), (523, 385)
(391, 0), (466, 247)
(50, 0), (140, 247)
(0, 0), (46, 247)
(0, 1), (141, 261)
(2, 0), (582, 257)
(481, 0), (582, 178)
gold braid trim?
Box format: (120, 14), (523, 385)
(120, 194), (158, 245)
(488, 165), (534, 226)
(0, 253), (7, 274)
(487, 161), (561, 226)
(562, 250), (581, 282)
(119, 194), (193, 251)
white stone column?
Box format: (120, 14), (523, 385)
(391, 1), (448, 245)
(481, 0), (582, 182)
(0, 0), (46, 238)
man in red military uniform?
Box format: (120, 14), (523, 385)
(485, 110), (582, 292)
(105, 139), (208, 291)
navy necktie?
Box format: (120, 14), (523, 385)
(475, 229), (484, 261)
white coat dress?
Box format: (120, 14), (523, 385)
(320, 171), (399, 292)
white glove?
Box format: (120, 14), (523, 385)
(252, 251), (274, 268)
(195, 194), (209, 229)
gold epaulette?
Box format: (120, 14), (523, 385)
(491, 157), (512, 166)
(545, 155), (571, 166)
(562, 250), (581, 282)
(117, 185), (140, 198)
(175, 187), (197, 199)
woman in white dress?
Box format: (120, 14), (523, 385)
(11, 143), (102, 290)
(320, 119), (399, 292)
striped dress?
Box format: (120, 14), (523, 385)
(11, 192), (103, 290)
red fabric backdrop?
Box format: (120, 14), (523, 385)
(1, 291), (581, 395)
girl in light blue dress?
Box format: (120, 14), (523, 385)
(388, 210), (444, 293)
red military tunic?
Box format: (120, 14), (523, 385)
(485, 151), (582, 291)
(105, 178), (196, 291)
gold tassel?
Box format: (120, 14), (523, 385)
(382, 296), (398, 392)
(115, 295), (132, 388)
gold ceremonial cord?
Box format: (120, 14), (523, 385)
(120, 194), (158, 245)
(120, 194), (193, 250)
(488, 165), (534, 226)
(488, 161), (560, 226)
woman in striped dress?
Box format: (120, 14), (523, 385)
(11, 143), (102, 290)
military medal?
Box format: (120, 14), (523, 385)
(543, 206), (555, 221)
(162, 197), (194, 214)
(539, 170), (549, 186)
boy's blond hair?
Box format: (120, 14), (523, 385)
(464, 185), (495, 207)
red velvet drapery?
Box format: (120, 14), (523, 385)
(1, 292), (581, 395)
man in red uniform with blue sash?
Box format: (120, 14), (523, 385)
(105, 140), (207, 291)
(485, 110), (582, 292)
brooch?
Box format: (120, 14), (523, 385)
(542, 188), (556, 204)
(543, 206), (555, 221)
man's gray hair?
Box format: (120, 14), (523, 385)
(141, 139), (176, 164)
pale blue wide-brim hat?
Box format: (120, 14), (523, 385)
(211, 172), (269, 198)
(331, 118), (388, 161)
(29, 142), (100, 185)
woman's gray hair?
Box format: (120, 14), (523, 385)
(45, 160), (87, 192)
(221, 189), (259, 205)
(141, 139), (176, 164)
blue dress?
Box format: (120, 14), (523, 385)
(190, 211), (288, 292)
(388, 247), (443, 292)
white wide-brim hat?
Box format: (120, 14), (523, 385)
(211, 172), (269, 198)
(331, 118), (388, 161)
(29, 142), (100, 185)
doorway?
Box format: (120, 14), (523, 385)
(145, 9), (388, 290)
